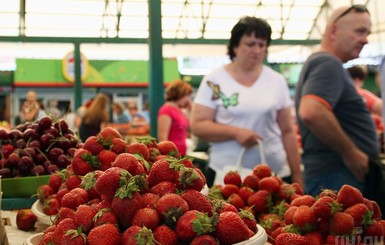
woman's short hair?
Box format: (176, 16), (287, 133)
(347, 66), (367, 80)
(227, 16), (272, 61)
(165, 79), (193, 101)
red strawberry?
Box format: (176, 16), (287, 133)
(239, 186), (255, 203)
(147, 159), (180, 188)
(330, 212), (355, 235)
(53, 218), (78, 245)
(61, 230), (87, 245)
(74, 204), (98, 234)
(16, 209), (37, 231)
(221, 184), (240, 199)
(111, 137), (127, 154)
(98, 149), (117, 171)
(252, 163), (272, 179)
(292, 205), (317, 232)
(153, 225), (178, 245)
(318, 188), (337, 199)
(275, 233), (309, 245)
(239, 208), (258, 233)
(362, 220), (384, 241)
(131, 207), (160, 230)
(258, 176), (280, 194)
(83, 136), (105, 155)
(97, 127), (122, 143)
(304, 231), (323, 245)
(175, 210), (214, 242)
(177, 167), (206, 191)
(336, 184), (364, 209)
(80, 171), (102, 201)
(72, 148), (97, 175)
(344, 203), (371, 227)
(292, 182), (305, 195)
(284, 206), (298, 225)
(61, 187), (89, 210)
(247, 190), (271, 214)
(55, 207), (76, 225)
(178, 157), (195, 168)
(312, 196), (341, 220)
(140, 192), (160, 209)
(93, 208), (118, 227)
(277, 183), (296, 202)
(42, 197), (61, 216)
(56, 188), (69, 204)
(39, 231), (54, 245)
(150, 181), (177, 196)
(191, 234), (218, 245)
(156, 193), (189, 227)
(157, 141), (180, 158)
(37, 184), (55, 203)
(228, 193), (245, 210)
(95, 167), (130, 200)
(48, 171), (65, 192)
(224, 171), (242, 187)
(121, 226), (155, 245)
(88, 223), (121, 245)
(112, 190), (143, 229)
(371, 200), (383, 220)
(127, 142), (150, 160)
(242, 174), (260, 191)
(65, 174), (82, 190)
(111, 153), (139, 175)
(291, 195), (316, 207)
(215, 211), (254, 245)
(213, 199), (239, 214)
(181, 189), (213, 215)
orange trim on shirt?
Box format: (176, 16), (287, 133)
(302, 94), (332, 111)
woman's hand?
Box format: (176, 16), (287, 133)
(234, 128), (262, 148)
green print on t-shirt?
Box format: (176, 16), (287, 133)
(207, 81), (239, 109)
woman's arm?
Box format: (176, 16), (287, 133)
(157, 114), (172, 142)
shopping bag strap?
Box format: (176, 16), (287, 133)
(235, 140), (265, 169)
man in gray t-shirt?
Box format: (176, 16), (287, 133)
(295, 5), (379, 196)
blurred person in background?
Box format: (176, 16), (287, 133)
(19, 90), (41, 123)
(295, 5), (377, 196)
(158, 79), (193, 156)
(78, 93), (110, 142)
(191, 16), (303, 187)
(112, 102), (131, 124)
(45, 99), (62, 118)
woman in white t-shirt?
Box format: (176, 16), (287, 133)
(191, 16), (303, 187)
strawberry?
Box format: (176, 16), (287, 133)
(43, 197), (61, 216)
(291, 195), (316, 207)
(277, 183), (296, 202)
(93, 208), (118, 227)
(48, 170), (65, 192)
(65, 174), (82, 190)
(177, 167), (206, 191)
(215, 211), (254, 245)
(312, 196), (341, 220)
(112, 189), (143, 229)
(252, 163), (272, 179)
(223, 171), (242, 187)
(371, 200), (383, 220)
(362, 220), (385, 241)
(304, 231), (324, 245)
(61, 228), (87, 245)
(153, 225), (178, 245)
(344, 203), (371, 227)
(72, 149), (97, 175)
(239, 186), (255, 203)
(61, 187), (89, 210)
(88, 223), (121, 245)
(121, 226), (155, 245)
(98, 149), (117, 171)
(98, 127), (122, 142)
(147, 158), (180, 188)
(111, 153), (139, 175)
(292, 205), (317, 232)
(330, 212), (355, 235)
(131, 207), (160, 230)
(181, 189), (213, 215)
(292, 182), (305, 195)
(39, 231), (54, 245)
(140, 192), (160, 209)
(336, 184), (364, 209)
(228, 193), (245, 210)
(150, 181), (177, 196)
(242, 174), (260, 191)
(55, 207), (76, 225)
(175, 210), (214, 242)
(95, 167), (130, 200)
(37, 184), (55, 203)
(318, 188), (337, 199)
(212, 199), (239, 214)
(83, 136), (105, 155)
(157, 140), (180, 158)
(53, 218), (78, 245)
(80, 171), (102, 201)
(284, 206), (298, 225)
(247, 190), (271, 214)
(240, 208), (257, 233)
(148, 147), (161, 162)
(258, 176), (280, 194)
(127, 142), (150, 160)
(74, 204), (98, 234)
(156, 193), (189, 227)
(110, 137), (127, 154)
(16, 209), (37, 231)
(191, 234), (218, 245)
(275, 233), (309, 245)
(220, 184), (240, 199)
(178, 156), (195, 168)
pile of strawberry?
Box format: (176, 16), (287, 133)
(214, 166), (385, 245)
(36, 127), (258, 245)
